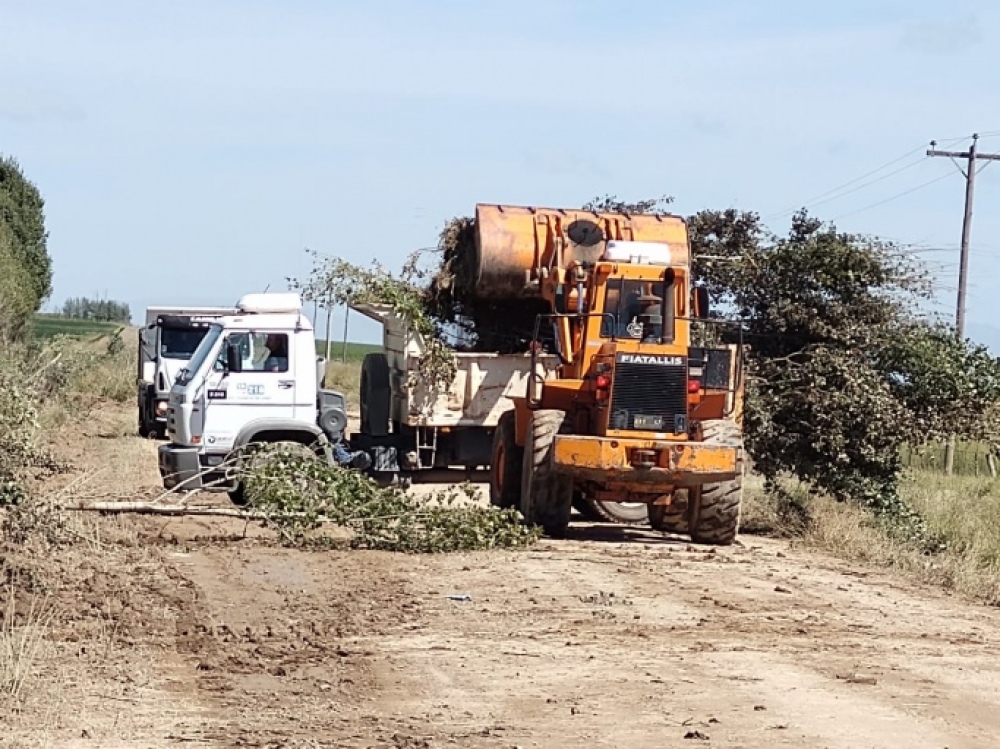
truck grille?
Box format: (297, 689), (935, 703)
(609, 354), (688, 433)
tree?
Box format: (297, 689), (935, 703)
(0, 155), (52, 309)
(60, 297), (131, 324)
(582, 194), (674, 214)
(592, 197), (1000, 537)
(0, 222), (35, 344)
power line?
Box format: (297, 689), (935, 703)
(788, 157), (928, 213)
(765, 144), (926, 219)
(830, 171), (953, 221)
(765, 136), (973, 221)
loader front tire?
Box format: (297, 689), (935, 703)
(520, 409), (573, 538)
(490, 411), (522, 510)
(687, 419), (743, 546)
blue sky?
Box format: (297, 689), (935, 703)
(3, 0), (1000, 347)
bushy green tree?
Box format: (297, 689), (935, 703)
(594, 197), (1000, 536)
(0, 155), (52, 310)
(0, 222), (36, 343)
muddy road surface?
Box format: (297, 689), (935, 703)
(6, 420), (1000, 748)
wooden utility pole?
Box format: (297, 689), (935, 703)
(927, 133), (1000, 474)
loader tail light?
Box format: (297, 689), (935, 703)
(688, 379), (701, 394)
(595, 373), (611, 403)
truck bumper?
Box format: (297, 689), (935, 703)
(158, 444), (204, 490)
(551, 435), (742, 487)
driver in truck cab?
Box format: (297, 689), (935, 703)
(255, 333), (288, 372)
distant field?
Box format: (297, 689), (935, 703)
(33, 313), (124, 339)
(314, 339), (382, 363)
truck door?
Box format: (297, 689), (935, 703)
(197, 330), (299, 452)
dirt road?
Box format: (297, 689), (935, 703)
(6, 418), (1000, 748)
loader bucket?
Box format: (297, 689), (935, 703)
(469, 203), (690, 299)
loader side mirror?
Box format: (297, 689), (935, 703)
(692, 287), (710, 319)
(226, 342), (243, 373)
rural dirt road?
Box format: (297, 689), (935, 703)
(6, 411), (1000, 748)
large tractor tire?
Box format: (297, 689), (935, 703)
(687, 420), (744, 546)
(648, 491), (689, 534)
(574, 496), (649, 525)
(490, 411), (522, 510)
(360, 353), (391, 438)
(520, 410), (574, 538)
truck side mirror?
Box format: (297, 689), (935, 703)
(226, 342), (243, 373)
(692, 287), (710, 319)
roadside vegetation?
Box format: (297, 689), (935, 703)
(743, 471), (1000, 604)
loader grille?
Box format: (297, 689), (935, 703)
(609, 354), (688, 434)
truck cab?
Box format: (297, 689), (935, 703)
(138, 305), (237, 438)
(157, 292), (358, 502)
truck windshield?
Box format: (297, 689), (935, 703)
(175, 325), (223, 386)
(600, 278), (672, 342)
(160, 327), (210, 359)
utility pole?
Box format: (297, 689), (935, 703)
(927, 133), (1000, 474)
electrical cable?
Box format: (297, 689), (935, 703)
(765, 144), (928, 219)
(831, 171), (953, 221)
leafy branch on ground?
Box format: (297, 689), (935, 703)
(241, 444), (540, 552)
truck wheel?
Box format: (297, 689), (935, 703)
(360, 353), (391, 438)
(574, 497), (649, 525)
(138, 421), (152, 439)
(648, 491), (689, 534)
(520, 410), (573, 538)
(490, 411), (522, 509)
(229, 441), (319, 507)
(687, 420), (743, 545)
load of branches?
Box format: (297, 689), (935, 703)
(239, 444), (539, 552)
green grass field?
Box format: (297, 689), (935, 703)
(314, 339), (382, 363)
(32, 313), (123, 339)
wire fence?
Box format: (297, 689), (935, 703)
(902, 441), (999, 478)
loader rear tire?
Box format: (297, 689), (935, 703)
(574, 497), (649, 525)
(520, 410), (573, 538)
(687, 420), (743, 546)
(648, 491), (689, 534)
(490, 411), (522, 510)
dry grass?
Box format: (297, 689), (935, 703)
(324, 360), (362, 409)
(0, 587), (52, 709)
(742, 471), (1000, 605)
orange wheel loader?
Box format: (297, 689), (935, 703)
(470, 204), (746, 543)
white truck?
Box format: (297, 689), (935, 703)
(347, 303), (561, 483)
(157, 292), (362, 503)
(138, 305), (236, 438)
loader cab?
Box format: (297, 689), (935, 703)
(600, 278), (673, 343)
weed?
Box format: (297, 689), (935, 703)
(0, 585), (52, 708)
(323, 360), (361, 408)
(743, 470), (1000, 605)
